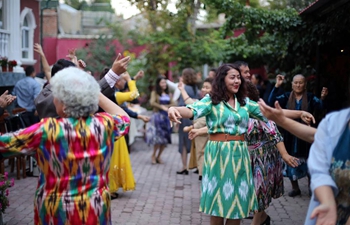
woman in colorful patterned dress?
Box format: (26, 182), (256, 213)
(245, 82), (299, 225)
(168, 63), (268, 225)
(0, 67), (130, 225)
(147, 76), (176, 164)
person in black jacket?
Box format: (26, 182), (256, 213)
(268, 74), (328, 197)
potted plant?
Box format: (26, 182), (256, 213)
(8, 60), (17, 72)
(0, 172), (14, 224)
(0, 57), (8, 72)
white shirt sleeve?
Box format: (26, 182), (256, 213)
(308, 116), (338, 198)
(104, 69), (120, 88)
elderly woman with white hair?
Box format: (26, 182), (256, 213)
(0, 67), (130, 225)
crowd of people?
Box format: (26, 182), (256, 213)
(0, 46), (348, 225)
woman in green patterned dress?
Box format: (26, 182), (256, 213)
(168, 63), (268, 225)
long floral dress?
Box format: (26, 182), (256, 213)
(245, 119), (284, 211)
(0, 113), (130, 225)
(187, 95), (267, 219)
(146, 93), (172, 145)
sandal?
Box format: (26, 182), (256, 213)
(151, 156), (157, 164)
(156, 157), (163, 164)
(111, 193), (119, 200)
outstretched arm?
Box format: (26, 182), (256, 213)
(258, 99), (316, 143)
(34, 43), (51, 81)
(283, 109), (316, 125)
(168, 107), (193, 124)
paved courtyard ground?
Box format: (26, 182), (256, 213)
(3, 134), (310, 225)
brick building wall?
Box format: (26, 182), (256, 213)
(43, 9), (58, 37)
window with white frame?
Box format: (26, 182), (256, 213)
(22, 17), (30, 58)
(20, 8), (36, 64)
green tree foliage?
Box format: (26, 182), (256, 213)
(204, 0), (348, 77)
(64, 0), (114, 12)
(76, 36), (116, 77)
(237, 0), (260, 7)
(126, 0), (229, 80)
(266, 0), (314, 11)
(64, 0), (87, 10)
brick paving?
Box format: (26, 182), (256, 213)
(4, 133), (310, 224)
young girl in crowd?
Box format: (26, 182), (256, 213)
(147, 76), (176, 164)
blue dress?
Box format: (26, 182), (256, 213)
(146, 94), (172, 145)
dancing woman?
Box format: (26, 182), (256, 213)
(168, 63), (267, 225)
(0, 67), (130, 224)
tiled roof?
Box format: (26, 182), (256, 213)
(299, 0), (319, 14)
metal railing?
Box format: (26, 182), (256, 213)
(0, 29), (10, 58)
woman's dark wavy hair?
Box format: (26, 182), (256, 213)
(210, 63), (247, 105)
(155, 76), (169, 96)
(246, 80), (260, 102)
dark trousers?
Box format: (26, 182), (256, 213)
(21, 111), (39, 127)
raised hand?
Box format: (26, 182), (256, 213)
(78, 59), (86, 69)
(34, 43), (44, 56)
(178, 81), (184, 90)
(168, 107), (182, 124)
(0, 90), (16, 108)
(66, 48), (79, 66)
(321, 87), (328, 100)
(112, 53), (131, 75)
(134, 70), (144, 81)
(66, 48), (77, 61)
(119, 72), (131, 83)
(275, 74), (285, 88)
(258, 99), (285, 123)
